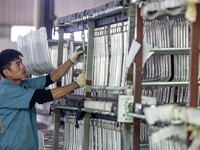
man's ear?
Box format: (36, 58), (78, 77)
(3, 69), (10, 77)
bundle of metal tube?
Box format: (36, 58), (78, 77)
(17, 27), (55, 76)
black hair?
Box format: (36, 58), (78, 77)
(0, 49), (23, 78)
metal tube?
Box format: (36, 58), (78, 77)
(141, 81), (200, 86)
(54, 105), (116, 116)
(150, 47), (197, 55)
(56, 7), (124, 27)
(53, 109), (61, 150)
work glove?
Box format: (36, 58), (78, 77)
(74, 72), (86, 88)
(185, 0), (197, 22)
(69, 46), (84, 64)
(187, 124), (200, 140)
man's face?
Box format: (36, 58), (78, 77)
(4, 58), (27, 81)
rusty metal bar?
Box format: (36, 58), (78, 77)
(187, 4), (200, 147)
(188, 4), (200, 108)
(132, 5), (143, 150)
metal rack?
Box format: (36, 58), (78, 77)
(51, 0), (200, 150)
(133, 2), (200, 149)
(52, 1), (131, 150)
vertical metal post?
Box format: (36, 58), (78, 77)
(188, 4), (200, 108)
(126, 4), (136, 84)
(187, 4), (200, 147)
(133, 5), (143, 150)
(33, 0), (42, 29)
(53, 27), (64, 150)
(57, 27), (65, 87)
(124, 3), (136, 150)
(85, 21), (95, 98)
(83, 20), (95, 150)
(122, 124), (132, 150)
(53, 109), (61, 150)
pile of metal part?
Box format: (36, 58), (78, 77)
(17, 27), (55, 76)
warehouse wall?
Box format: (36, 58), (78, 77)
(54, 0), (114, 17)
(0, 0), (113, 39)
(0, 0), (34, 38)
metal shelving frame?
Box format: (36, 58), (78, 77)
(52, 1), (129, 150)
(52, 1), (200, 149)
(132, 2), (200, 149)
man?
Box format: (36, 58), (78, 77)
(0, 48), (86, 149)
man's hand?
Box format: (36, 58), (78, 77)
(74, 72), (86, 88)
(69, 46), (84, 64)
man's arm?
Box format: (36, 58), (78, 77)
(50, 72), (85, 100)
(29, 82), (78, 108)
(50, 48), (84, 82)
(50, 60), (73, 82)
(29, 72), (85, 108)
(50, 82), (78, 99)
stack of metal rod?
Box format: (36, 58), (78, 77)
(43, 130), (64, 150)
(17, 27), (55, 76)
(52, 96), (158, 150)
(92, 21), (129, 97)
(142, 15), (190, 105)
(57, 21), (129, 96)
(140, 0), (187, 20)
(49, 1), (195, 149)
(141, 12), (191, 150)
(52, 20), (149, 149)
(143, 104), (200, 150)
(63, 116), (122, 150)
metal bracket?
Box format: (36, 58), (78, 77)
(117, 95), (157, 122)
(117, 95), (134, 122)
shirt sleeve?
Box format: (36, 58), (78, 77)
(45, 74), (54, 87)
(29, 89), (53, 108)
(0, 75), (54, 110)
(21, 76), (46, 89)
(0, 84), (35, 109)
